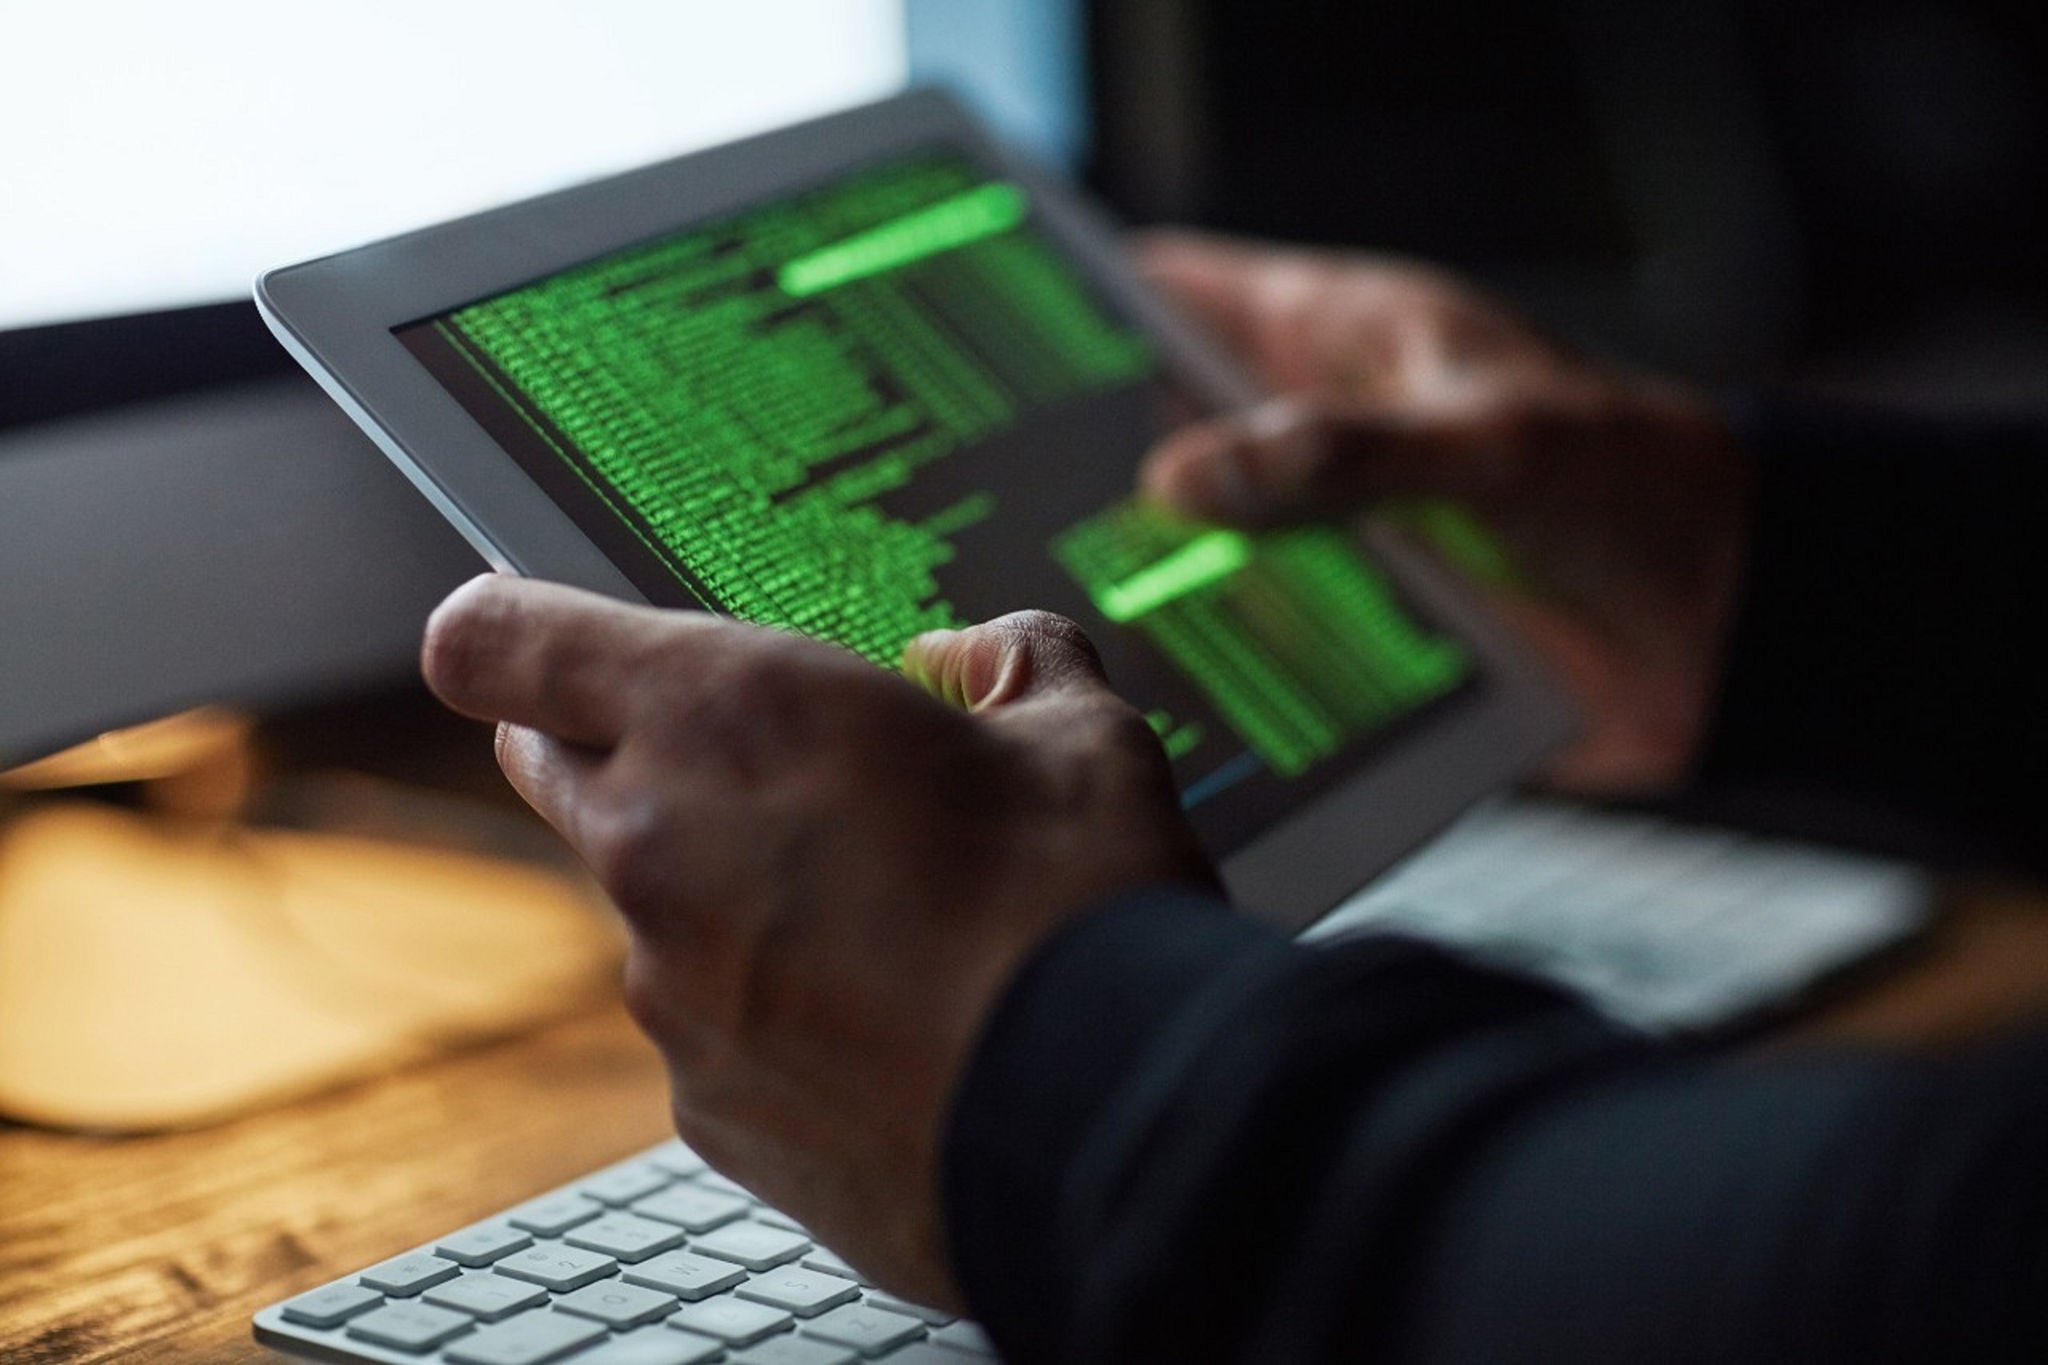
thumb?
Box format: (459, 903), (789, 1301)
(1138, 395), (1516, 527)
(902, 610), (1111, 712)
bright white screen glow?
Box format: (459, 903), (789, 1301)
(0, 1), (906, 331)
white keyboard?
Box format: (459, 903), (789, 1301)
(255, 800), (1929, 1363)
(1310, 798), (1932, 1032)
(253, 1138), (992, 1365)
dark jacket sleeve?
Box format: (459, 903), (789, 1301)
(1698, 405), (2048, 870)
(945, 891), (2048, 1363)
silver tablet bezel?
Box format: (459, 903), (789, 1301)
(256, 87), (1575, 932)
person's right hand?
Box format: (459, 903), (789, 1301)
(1136, 232), (1752, 796)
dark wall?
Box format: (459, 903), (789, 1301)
(1088, 0), (2048, 405)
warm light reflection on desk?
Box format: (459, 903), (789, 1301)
(0, 710), (622, 1133)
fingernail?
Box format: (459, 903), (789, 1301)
(901, 629), (958, 682)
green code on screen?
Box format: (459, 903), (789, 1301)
(1054, 505), (1469, 776)
(435, 158), (1150, 665)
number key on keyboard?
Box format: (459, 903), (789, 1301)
(737, 1267), (862, 1316)
(508, 1193), (605, 1237)
(669, 1296), (795, 1345)
(578, 1163), (676, 1207)
(438, 1223), (536, 1267)
(580, 1327), (726, 1365)
(732, 1336), (859, 1365)
(630, 1184), (751, 1232)
(690, 1171), (754, 1200)
(345, 1300), (473, 1351)
(864, 1292), (954, 1325)
(564, 1212), (689, 1262)
(646, 1141), (709, 1178)
(443, 1307), (609, 1365)
(494, 1242), (620, 1291)
(692, 1221), (812, 1270)
(622, 1249), (750, 1301)
(799, 1248), (867, 1283)
(359, 1251), (461, 1297)
(279, 1281), (382, 1328)
(925, 1321), (995, 1356)
(874, 1347), (981, 1365)
(801, 1303), (925, 1355)
(554, 1280), (681, 1329)
(423, 1272), (550, 1322)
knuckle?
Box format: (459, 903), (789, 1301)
(1005, 609), (1097, 660)
(620, 948), (671, 1037)
(584, 795), (672, 908)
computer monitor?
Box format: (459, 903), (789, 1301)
(0, 2), (923, 764)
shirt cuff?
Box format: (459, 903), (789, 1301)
(940, 888), (1297, 1361)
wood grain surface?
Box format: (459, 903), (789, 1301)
(0, 1002), (670, 1364)
(8, 889), (2048, 1364)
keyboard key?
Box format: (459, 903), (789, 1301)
(732, 1336), (860, 1365)
(875, 1347), (981, 1365)
(279, 1281), (382, 1328)
(581, 1327), (726, 1365)
(494, 1242), (620, 1291)
(800, 1248), (868, 1284)
(926, 1321), (995, 1356)
(802, 1303), (925, 1356)
(670, 1296), (795, 1345)
(359, 1252), (461, 1297)
(555, 1280), (681, 1329)
(692, 1221), (812, 1270)
(444, 1308), (610, 1365)
(646, 1141), (710, 1178)
(738, 1267), (862, 1317)
(578, 1162), (676, 1207)
(691, 1171), (754, 1200)
(864, 1292), (954, 1325)
(631, 1184), (751, 1232)
(438, 1224), (536, 1267)
(508, 1193), (605, 1237)
(753, 1207), (811, 1234)
(622, 1249), (750, 1301)
(564, 1212), (690, 1263)
(424, 1272), (550, 1322)
(345, 1300), (473, 1351)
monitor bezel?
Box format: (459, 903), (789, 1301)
(255, 87), (1575, 931)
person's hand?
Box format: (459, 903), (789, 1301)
(1138, 231), (1751, 794)
(421, 576), (1214, 1308)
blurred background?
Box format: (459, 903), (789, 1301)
(0, 0), (2042, 1127)
(8, 0), (2044, 771)
(1082, 0), (2048, 408)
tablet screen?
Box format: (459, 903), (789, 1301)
(396, 151), (1472, 851)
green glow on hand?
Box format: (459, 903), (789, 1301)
(1094, 529), (1253, 622)
(1383, 497), (1522, 589)
(778, 182), (1029, 297)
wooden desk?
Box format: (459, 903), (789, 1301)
(9, 888), (2048, 1365)
(0, 1004), (671, 1364)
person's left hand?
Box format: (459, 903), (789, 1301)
(422, 575), (1215, 1309)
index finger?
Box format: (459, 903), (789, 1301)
(421, 574), (678, 747)
(1136, 230), (1295, 365)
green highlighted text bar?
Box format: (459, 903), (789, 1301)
(779, 182), (1029, 296)
(1094, 529), (1253, 623)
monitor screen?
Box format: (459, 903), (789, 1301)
(0, 1), (905, 332)
(394, 150), (1472, 849)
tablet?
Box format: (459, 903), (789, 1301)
(256, 89), (1574, 930)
